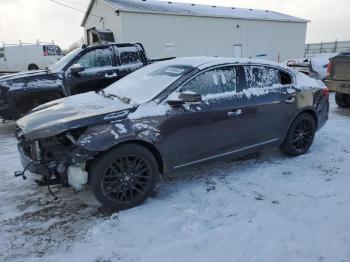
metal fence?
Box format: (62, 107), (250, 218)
(305, 40), (350, 56)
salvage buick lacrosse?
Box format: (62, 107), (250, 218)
(15, 57), (329, 210)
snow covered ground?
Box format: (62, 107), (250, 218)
(0, 94), (349, 262)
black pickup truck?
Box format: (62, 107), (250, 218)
(0, 43), (149, 120)
(326, 52), (350, 108)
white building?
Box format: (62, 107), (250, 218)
(81, 0), (308, 61)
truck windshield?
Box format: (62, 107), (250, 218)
(104, 61), (194, 105)
(49, 48), (81, 72)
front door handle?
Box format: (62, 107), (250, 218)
(105, 73), (118, 79)
(227, 109), (243, 117)
(285, 97), (296, 104)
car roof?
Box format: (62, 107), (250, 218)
(165, 57), (288, 70)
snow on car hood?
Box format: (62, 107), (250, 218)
(17, 91), (135, 140)
(0, 70), (62, 91)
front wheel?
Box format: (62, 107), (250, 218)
(90, 144), (159, 210)
(335, 93), (350, 108)
(281, 113), (316, 156)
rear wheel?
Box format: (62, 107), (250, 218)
(90, 144), (159, 210)
(281, 113), (316, 156)
(28, 64), (39, 70)
(335, 93), (350, 108)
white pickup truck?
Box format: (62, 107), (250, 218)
(0, 42), (63, 73)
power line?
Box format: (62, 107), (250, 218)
(47, 0), (102, 18)
(59, 0), (88, 7)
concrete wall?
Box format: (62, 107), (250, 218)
(84, 2), (307, 62)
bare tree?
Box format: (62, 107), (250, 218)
(64, 36), (85, 54)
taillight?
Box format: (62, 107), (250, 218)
(43, 51), (48, 56)
(323, 87), (330, 98)
(327, 61), (333, 76)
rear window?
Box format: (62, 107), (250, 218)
(244, 66), (293, 88)
(245, 66), (280, 88)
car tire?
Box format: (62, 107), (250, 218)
(28, 64), (39, 70)
(281, 113), (316, 156)
(335, 93), (350, 108)
(90, 144), (159, 210)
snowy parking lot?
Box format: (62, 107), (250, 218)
(0, 94), (349, 262)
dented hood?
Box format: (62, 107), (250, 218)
(16, 92), (135, 140)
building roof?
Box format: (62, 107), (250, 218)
(81, 0), (309, 26)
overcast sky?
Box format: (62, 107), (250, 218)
(0, 0), (349, 49)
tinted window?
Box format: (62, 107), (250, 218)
(0, 47), (4, 58)
(77, 48), (112, 68)
(280, 70), (293, 85)
(119, 47), (141, 65)
(245, 66), (280, 88)
(182, 66), (238, 96)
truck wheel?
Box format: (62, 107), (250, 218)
(90, 144), (159, 210)
(28, 64), (39, 70)
(335, 93), (350, 108)
(281, 113), (316, 156)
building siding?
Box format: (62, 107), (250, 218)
(83, 1), (307, 61)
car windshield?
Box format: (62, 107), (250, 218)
(103, 61), (195, 104)
(49, 48), (81, 72)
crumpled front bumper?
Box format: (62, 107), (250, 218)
(18, 143), (52, 176)
(16, 131), (96, 178)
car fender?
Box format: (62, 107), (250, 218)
(280, 106), (319, 145)
(76, 119), (162, 153)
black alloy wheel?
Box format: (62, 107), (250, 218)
(102, 155), (152, 203)
(90, 144), (159, 210)
(281, 113), (316, 156)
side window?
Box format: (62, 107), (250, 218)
(245, 66), (279, 88)
(119, 47), (141, 65)
(54, 46), (62, 56)
(0, 47), (4, 58)
(76, 48), (112, 68)
(182, 67), (237, 96)
(279, 70), (293, 85)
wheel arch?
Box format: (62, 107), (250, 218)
(90, 139), (166, 175)
(28, 63), (39, 70)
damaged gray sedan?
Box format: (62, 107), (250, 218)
(16, 57), (329, 210)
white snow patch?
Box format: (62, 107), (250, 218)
(115, 123), (127, 134)
(129, 101), (170, 120)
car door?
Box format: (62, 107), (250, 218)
(116, 46), (145, 79)
(239, 65), (298, 145)
(161, 65), (251, 169)
(65, 46), (119, 95)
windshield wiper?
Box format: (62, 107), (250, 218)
(99, 90), (131, 104)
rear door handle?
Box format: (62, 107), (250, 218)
(105, 73), (118, 79)
(285, 97), (296, 104)
(227, 109), (243, 117)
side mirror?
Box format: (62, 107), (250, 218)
(167, 91), (202, 107)
(70, 64), (85, 75)
(287, 60), (296, 67)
